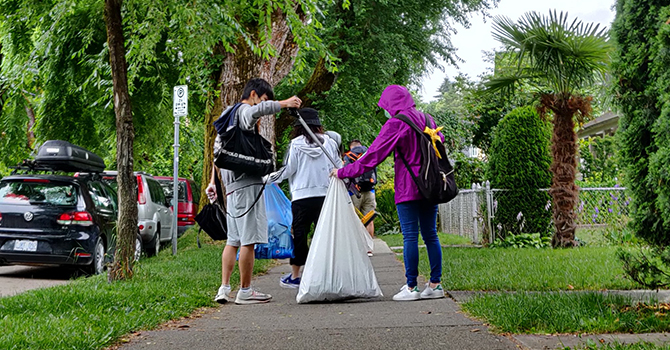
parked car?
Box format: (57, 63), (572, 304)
(0, 173), (142, 274)
(154, 176), (200, 235)
(100, 171), (173, 256)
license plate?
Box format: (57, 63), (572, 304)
(14, 240), (38, 252)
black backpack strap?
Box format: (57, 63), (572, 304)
(394, 114), (426, 136)
(396, 151), (422, 194)
(225, 179), (267, 219)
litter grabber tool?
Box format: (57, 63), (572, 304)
(289, 108), (341, 169)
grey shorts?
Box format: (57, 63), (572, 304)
(351, 191), (376, 215)
(226, 184), (267, 247)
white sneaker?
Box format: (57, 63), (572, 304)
(392, 285), (421, 301)
(214, 285), (231, 304)
(420, 283), (445, 299)
(235, 287), (272, 305)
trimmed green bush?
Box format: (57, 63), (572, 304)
(488, 106), (552, 237)
(613, 0), (668, 247)
(613, 1), (670, 288)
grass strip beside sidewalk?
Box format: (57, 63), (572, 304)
(379, 232), (472, 248)
(421, 246), (638, 291)
(462, 292), (670, 335)
(0, 230), (272, 350)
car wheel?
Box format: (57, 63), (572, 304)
(85, 238), (106, 275)
(146, 225), (160, 257)
(134, 234), (142, 262)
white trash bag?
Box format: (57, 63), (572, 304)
(296, 177), (383, 303)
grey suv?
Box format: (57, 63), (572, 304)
(101, 171), (173, 256)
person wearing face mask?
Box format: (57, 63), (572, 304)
(205, 78), (301, 305)
(333, 85), (446, 302)
(262, 108), (340, 290)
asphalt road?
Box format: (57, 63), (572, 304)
(0, 265), (73, 297)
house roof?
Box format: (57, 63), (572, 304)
(578, 111), (619, 138)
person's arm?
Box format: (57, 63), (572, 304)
(237, 97), (302, 131)
(205, 165), (217, 201)
(337, 119), (404, 179)
(265, 144), (297, 183)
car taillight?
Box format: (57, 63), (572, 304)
(0, 212), (2, 224)
(139, 224), (145, 230)
(137, 175), (146, 204)
(58, 212), (94, 226)
(23, 179), (50, 183)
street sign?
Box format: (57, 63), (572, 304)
(173, 85), (188, 117)
(171, 85), (187, 255)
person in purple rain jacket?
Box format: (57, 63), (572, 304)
(334, 85), (446, 302)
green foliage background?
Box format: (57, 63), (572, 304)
(611, 0), (670, 289)
(488, 106), (552, 237)
(612, 0), (669, 247)
(578, 135), (620, 185)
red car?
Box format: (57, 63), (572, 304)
(154, 177), (200, 235)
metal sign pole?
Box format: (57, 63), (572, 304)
(172, 85), (188, 255)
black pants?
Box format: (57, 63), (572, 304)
(290, 196), (325, 266)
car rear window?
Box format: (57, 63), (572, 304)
(157, 179), (188, 202)
(0, 181), (78, 206)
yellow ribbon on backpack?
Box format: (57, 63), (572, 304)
(423, 126), (444, 159)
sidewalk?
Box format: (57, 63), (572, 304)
(117, 239), (517, 350)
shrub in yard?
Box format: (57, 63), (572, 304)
(613, 2), (670, 288)
(488, 105), (552, 238)
(375, 179), (400, 235)
(489, 233), (551, 248)
(452, 151), (486, 189)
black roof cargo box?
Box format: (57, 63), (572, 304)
(35, 140), (106, 173)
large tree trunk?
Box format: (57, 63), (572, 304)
(542, 94), (588, 248)
(104, 0), (138, 281)
(199, 7), (303, 207)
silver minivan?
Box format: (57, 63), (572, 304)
(101, 171), (173, 256)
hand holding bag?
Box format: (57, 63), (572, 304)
(194, 202), (227, 247)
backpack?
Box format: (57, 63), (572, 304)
(213, 103), (274, 176)
(343, 149), (377, 192)
(394, 114), (458, 205)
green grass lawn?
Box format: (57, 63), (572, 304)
(379, 232), (472, 248)
(0, 230), (272, 350)
(419, 247), (638, 291)
(462, 292), (670, 335)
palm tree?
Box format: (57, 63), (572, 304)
(485, 11), (611, 247)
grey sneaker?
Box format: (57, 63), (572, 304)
(214, 285), (231, 304)
(235, 288), (272, 305)
(420, 283), (445, 299)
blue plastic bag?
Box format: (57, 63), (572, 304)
(255, 183), (293, 259)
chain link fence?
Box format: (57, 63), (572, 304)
(439, 182), (630, 244)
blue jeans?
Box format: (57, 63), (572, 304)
(396, 201), (442, 288)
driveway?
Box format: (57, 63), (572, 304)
(0, 265), (73, 297)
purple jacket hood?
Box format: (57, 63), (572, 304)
(378, 85), (417, 117)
